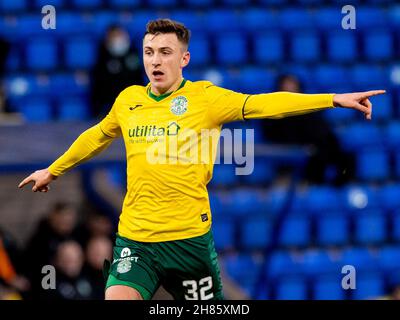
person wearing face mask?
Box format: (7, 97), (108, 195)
(90, 25), (144, 119)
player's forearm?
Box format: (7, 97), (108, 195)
(48, 124), (114, 176)
(243, 92), (335, 120)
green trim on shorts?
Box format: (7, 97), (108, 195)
(106, 273), (152, 300)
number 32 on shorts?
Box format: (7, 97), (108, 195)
(182, 276), (214, 300)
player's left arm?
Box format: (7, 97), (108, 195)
(204, 83), (385, 125)
(243, 90), (386, 121)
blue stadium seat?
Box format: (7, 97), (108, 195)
(188, 35), (210, 67)
(56, 13), (89, 36)
(290, 31), (321, 63)
(258, 0), (288, 4)
(216, 33), (247, 65)
(354, 209), (387, 245)
(378, 184), (400, 213)
(316, 214), (349, 246)
(16, 15), (44, 38)
(147, 0), (178, 7)
(326, 31), (357, 62)
(356, 149), (390, 181)
(378, 245), (400, 272)
(242, 158), (275, 185)
(389, 5), (400, 28)
(275, 277), (308, 300)
(392, 212), (400, 242)
(71, 0), (102, 9)
(34, 0), (64, 8)
(183, 0), (212, 7)
(324, 107), (355, 125)
(168, 10), (204, 33)
(224, 253), (262, 297)
(313, 275), (346, 300)
(301, 249), (340, 278)
(210, 164), (238, 187)
(305, 186), (341, 214)
(340, 247), (378, 273)
(277, 8), (314, 31)
(337, 123), (384, 151)
(341, 184), (380, 212)
(253, 33), (284, 64)
(26, 38), (58, 71)
(64, 36), (97, 69)
(313, 7), (343, 31)
(384, 121), (400, 150)
(356, 7), (388, 30)
(368, 92), (392, 121)
(108, 0), (141, 9)
(230, 189), (265, 217)
(350, 64), (387, 91)
(221, 0), (247, 6)
(278, 215), (311, 247)
(51, 73), (90, 96)
(351, 273), (385, 300)
(396, 153), (400, 178)
(238, 66), (275, 94)
(240, 216), (272, 250)
(266, 251), (300, 280)
(242, 9), (278, 33)
(5, 46), (21, 71)
(212, 219), (236, 251)
(313, 65), (350, 92)
(58, 98), (89, 121)
(20, 97), (53, 122)
(0, 0), (26, 12)
(364, 30), (394, 61)
(205, 10), (241, 34)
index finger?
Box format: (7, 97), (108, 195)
(361, 90), (386, 98)
(18, 175), (33, 188)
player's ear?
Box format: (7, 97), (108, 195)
(181, 51), (190, 68)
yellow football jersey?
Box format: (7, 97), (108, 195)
(49, 79), (334, 242)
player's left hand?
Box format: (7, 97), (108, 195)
(333, 90), (386, 120)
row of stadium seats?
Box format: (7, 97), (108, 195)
(211, 149), (400, 184)
(1, 0), (399, 12)
(210, 185), (400, 216)
(222, 246), (400, 299)
(4, 32), (400, 71)
(2, 7), (400, 40)
(213, 209), (400, 249)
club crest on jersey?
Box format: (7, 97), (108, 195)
(170, 96), (188, 115)
(117, 260), (132, 274)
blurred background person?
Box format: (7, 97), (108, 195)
(261, 74), (356, 186)
(82, 236), (113, 300)
(43, 240), (90, 300)
(90, 25), (144, 119)
(23, 202), (81, 297)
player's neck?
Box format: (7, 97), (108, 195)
(151, 77), (184, 96)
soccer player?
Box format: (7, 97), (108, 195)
(18, 19), (385, 300)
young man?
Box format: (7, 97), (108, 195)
(19, 19), (385, 300)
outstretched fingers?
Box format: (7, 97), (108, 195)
(18, 175), (33, 189)
(360, 90), (386, 99)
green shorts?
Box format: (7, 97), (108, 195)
(104, 229), (224, 300)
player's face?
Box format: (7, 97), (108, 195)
(143, 33), (190, 95)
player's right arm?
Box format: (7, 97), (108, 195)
(18, 103), (121, 192)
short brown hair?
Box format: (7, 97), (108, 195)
(144, 19), (191, 48)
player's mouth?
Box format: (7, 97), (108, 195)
(152, 70), (164, 81)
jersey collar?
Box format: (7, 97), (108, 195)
(147, 79), (187, 102)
